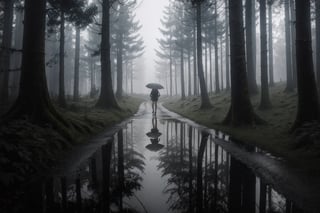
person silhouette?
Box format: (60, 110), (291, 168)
(150, 88), (160, 114)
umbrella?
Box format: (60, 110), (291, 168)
(145, 143), (164, 152)
(146, 83), (164, 89)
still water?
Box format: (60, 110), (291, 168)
(21, 103), (305, 213)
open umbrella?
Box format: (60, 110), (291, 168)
(145, 142), (164, 152)
(146, 131), (162, 138)
(146, 83), (164, 90)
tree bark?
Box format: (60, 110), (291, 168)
(0, 0), (14, 104)
(96, 0), (119, 109)
(214, 0), (220, 93)
(180, 44), (186, 99)
(188, 43), (192, 96)
(292, 0), (320, 130)
(116, 33), (123, 98)
(259, 0), (272, 109)
(290, 0), (297, 88)
(73, 27), (80, 101)
(284, 0), (294, 92)
(316, 0), (320, 92)
(268, 0), (274, 86)
(245, 0), (258, 95)
(59, 11), (67, 107)
(225, 0), (230, 91)
(196, 2), (211, 108)
(193, 15), (198, 96)
(223, 0), (262, 126)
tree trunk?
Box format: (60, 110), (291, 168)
(316, 0), (320, 92)
(73, 27), (80, 101)
(59, 11), (67, 107)
(292, 0), (320, 130)
(193, 16), (198, 96)
(245, 0), (258, 95)
(223, 0), (261, 126)
(214, 0), (220, 93)
(170, 41), (173, 96)
(284, 0), (294, 92)
(225, 0), (230, 90)
(3, 0), (70, 134)
(220, 36), (224, 90)
(96, 0), (119, 109)
(116, 33), (123, 98)
(188, 44), (192, 96)
(290, 0), (297, 88)
(268, 1), (274, 86)
(180, 45), (186, 99)
(11, 8), (24, 99)
(0, 0), (14, 104)
(209, 39), (213, 93)
(259, 0), (272, 109)
(196, 2), (211, 108)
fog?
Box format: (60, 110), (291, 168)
(135, 0), (169, 94)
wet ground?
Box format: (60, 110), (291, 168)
(15, 102), (316, 213)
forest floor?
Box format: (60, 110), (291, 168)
(163, 83), (320, 175)
(0, 95), (144, 191)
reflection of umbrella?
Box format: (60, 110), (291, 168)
(145, 143), (164, 152)
(146, 83), (164, 89)
(146, 131), (162, 138)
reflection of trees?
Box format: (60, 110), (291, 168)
(158, 121), (195, 213)
(39, 122), (146, 213)
(110, 127), (145, 210)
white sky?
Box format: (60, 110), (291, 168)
(135, 0), (169, 86)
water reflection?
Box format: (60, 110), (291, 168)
(146, 116), (164, 152)
(20, 118), (306, 213)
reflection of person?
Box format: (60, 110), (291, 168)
(150, 88), (160, 114)
(145, 116), (164, 152)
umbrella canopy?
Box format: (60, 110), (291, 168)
(145, 143), (164, 152)
(146, 83), (164, 89)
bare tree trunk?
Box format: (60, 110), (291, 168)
(284, 0), (294, 92)
(181, 45), (186, 99)
(188, 44), (192, 96)
(214, 0), (220, 93)
(193, 16), (198, 96)
(196, 2), (211, 108)
(316, 0), (320, 92)
(259, 0), (272, 109)
(0, 0), (14, 104)
(96, 0), (119, 109)
(245, 0), (258, 95)
(223, 0), (261, 126)
(268, 0), (274, 86)
(225, 0), (230, 91)
(292, 0), (320, 130)
(116, 33), (123, 98)
(73, 27), (80, 101)
(290, 0), (297, 88)
(59, 11), (67, 107)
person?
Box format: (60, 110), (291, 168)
(150, 88), (160, 114)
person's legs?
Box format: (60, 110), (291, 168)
(155, 101), (158, 114)
(152, 101), (155, 113)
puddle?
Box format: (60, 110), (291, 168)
(14, 115), (306, 213)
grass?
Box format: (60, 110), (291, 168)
(163, 83), (320, 173)
(0, 95), (145, 189)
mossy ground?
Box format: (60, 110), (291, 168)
(0, 95), (145, 188)
(163, 83), (320, 174)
